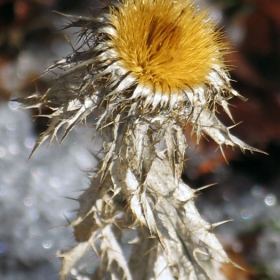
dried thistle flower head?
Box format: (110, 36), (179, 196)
(109, 0), (226, 108)
(17, 0), (264, 279)
(18, 0), (261, 154)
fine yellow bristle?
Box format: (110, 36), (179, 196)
(110, 0), (227, 94)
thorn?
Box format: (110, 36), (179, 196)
(228, 121), (243, 130)
(52, 11), (97, 22)
(63, 213), (72, 226)
(211, 220), (233, 229)
(219, 145), (229, 165)
(232, 262), (246, 271)
(90, 150), (103, 161)
(58, 196), (79, 202)
(196, 183), (218, 192)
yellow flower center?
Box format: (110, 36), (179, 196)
(110, 0), (227, 93)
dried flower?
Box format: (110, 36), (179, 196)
(109, 0), (226, 108)
(18, 0), (263, 279)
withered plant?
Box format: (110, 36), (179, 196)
(18, 0), (262, 279)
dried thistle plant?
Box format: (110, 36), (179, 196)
(18, 0), (263, 279)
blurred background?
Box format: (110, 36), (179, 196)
(0, 0), (280, 279)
